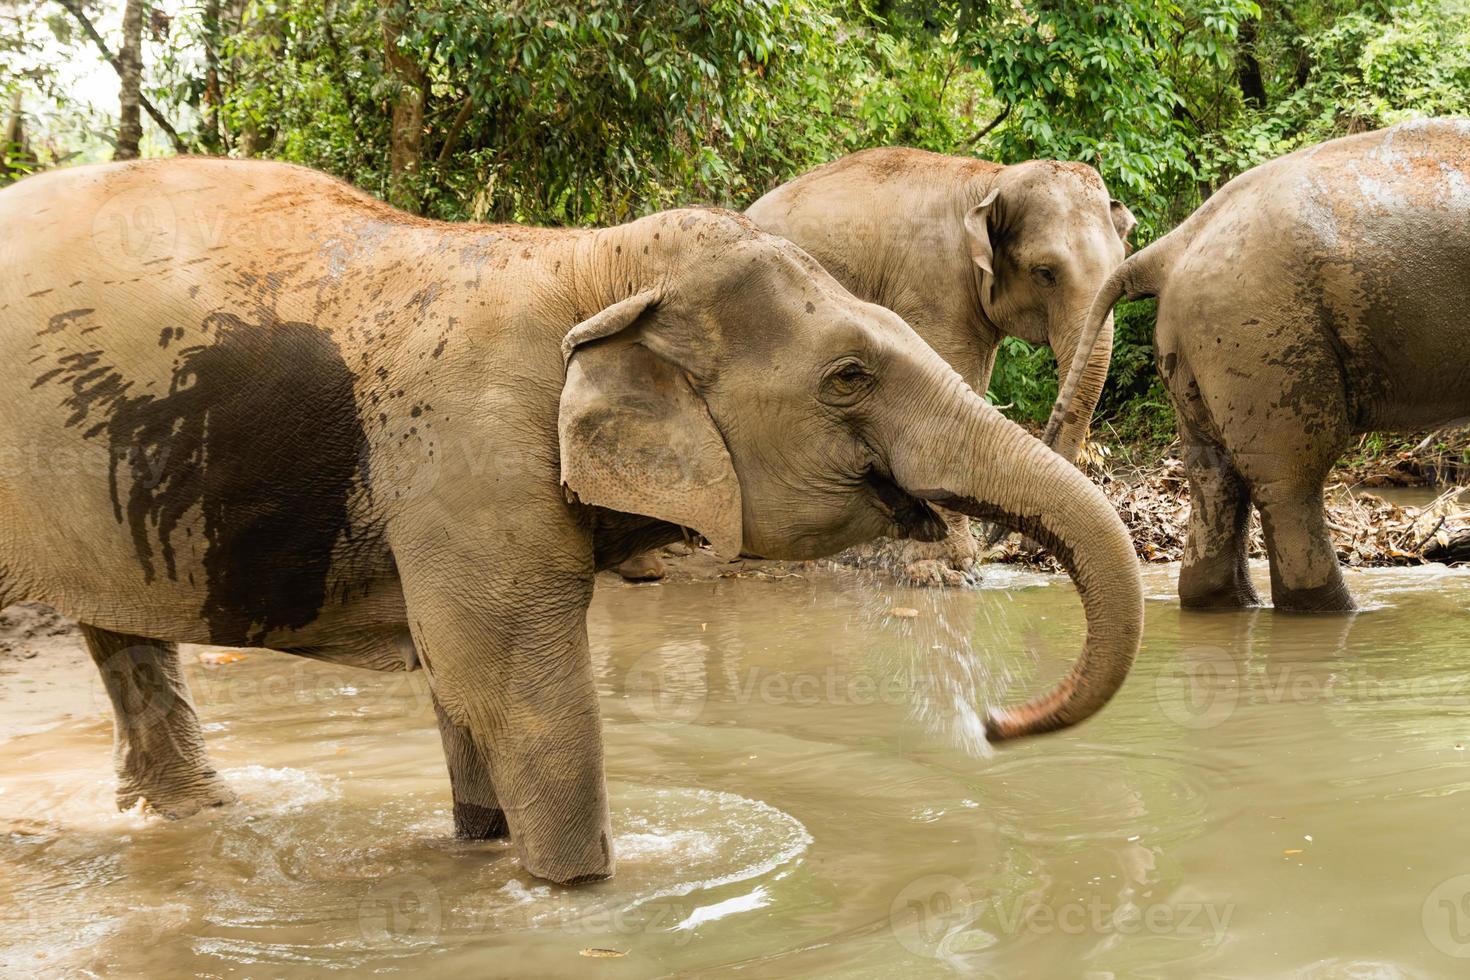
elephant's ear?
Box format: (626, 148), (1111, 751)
(558, 291), (744, 557)
(963, 188), (1001, 302)
(1110, 199), (1137, 252)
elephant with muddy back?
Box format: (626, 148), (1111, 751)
(1050, 118), (1470, 612)
(0, 159), (1143, 884)
(617, 147), (1137, 581)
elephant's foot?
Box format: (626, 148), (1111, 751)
(1179, 589), (1259, 610)
(615, 553), (666, 582)
(515, 826), (615, 885)
(1179, 560), (1261, 610)
(80, 624), (230, 820)
(1271, 577), (1356, 613)
(117, 768), (236, 819)
(453, 801), (510, 840)
(433, 696), (509, 839)
(901, 558), (971, 588)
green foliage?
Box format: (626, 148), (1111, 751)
(963, 0), (1260, 233)
(982, 299), (1176, 448)
(985, 337), (1058, 423)
(211, 0), (994, 224)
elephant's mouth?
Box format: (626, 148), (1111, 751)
(865, 470), (948, 542)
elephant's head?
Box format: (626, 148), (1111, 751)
(963, 160), (1135, 462)
(746, 150), (1135, 466)
(558, 210), (1143, 740)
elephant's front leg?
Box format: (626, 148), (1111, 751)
(81, 624), (236, 817)
(433, 695), (508, 839)
(406, 573), (612, 884)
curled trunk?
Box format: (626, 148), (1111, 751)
(889, 377), (1143, 740)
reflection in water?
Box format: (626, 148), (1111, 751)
(1, 560), (1469, 976)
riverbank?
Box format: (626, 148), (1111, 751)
(1068, 455), (1469, 568)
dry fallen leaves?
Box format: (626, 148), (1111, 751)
(994, 454), (1467, 569)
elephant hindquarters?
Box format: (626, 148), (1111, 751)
(1163, 294), (1356, 612)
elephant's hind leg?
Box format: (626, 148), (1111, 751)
(433, 695), (508, 839)
(1164, 348), (1260, 609)
(1224, 377), (1354, 611)
(1252, 478), (1355, 612)
(81, 624), (236, 817)
(1178, 421), (1261, 609)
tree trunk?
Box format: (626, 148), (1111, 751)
(1425, 529), (1470, 566)
(238, 2), (282, 156)
(116, 0), (145, 160)
(382, 2), (427, 213)
(1236, 17), (1268, 109)
(57, 0), (188, 154)
(201, 0), (222, 153)
(4, 90), (24, 152)
(3, 90), (32, 183)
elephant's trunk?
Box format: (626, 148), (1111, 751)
(1047, 310), (1115, 464)
(1044, 236), (1173, 454)
(887, 377), (1143, 740)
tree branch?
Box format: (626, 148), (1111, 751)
(436, 95), (476, 165)
(966, 103), (1011, 148)
(56, 0), (189, 154)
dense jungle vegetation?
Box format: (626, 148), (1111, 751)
(3, 0), (1469, 452)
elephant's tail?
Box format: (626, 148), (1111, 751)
(1042, 236), (1173, 450)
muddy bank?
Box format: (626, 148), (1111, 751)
(1078, 459), (1469, 567)
(1333, 424), (1470, 487)
(0, 603), (91, 742)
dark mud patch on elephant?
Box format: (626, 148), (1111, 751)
(35, 312), (368, 645)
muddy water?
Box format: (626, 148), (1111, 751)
(2, 561), (1470, 978)
(1362, 485), (1467, 509)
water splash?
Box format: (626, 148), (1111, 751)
(846, 564), (1060, 759)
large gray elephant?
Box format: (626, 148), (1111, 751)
(0, 158), (1142, 884)
(615, 147), (1137, 581)
(1049, 118), (1470, 612)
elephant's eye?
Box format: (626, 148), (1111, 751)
(1031, 265), (1058, 287)
(821, 358), (875, 405)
